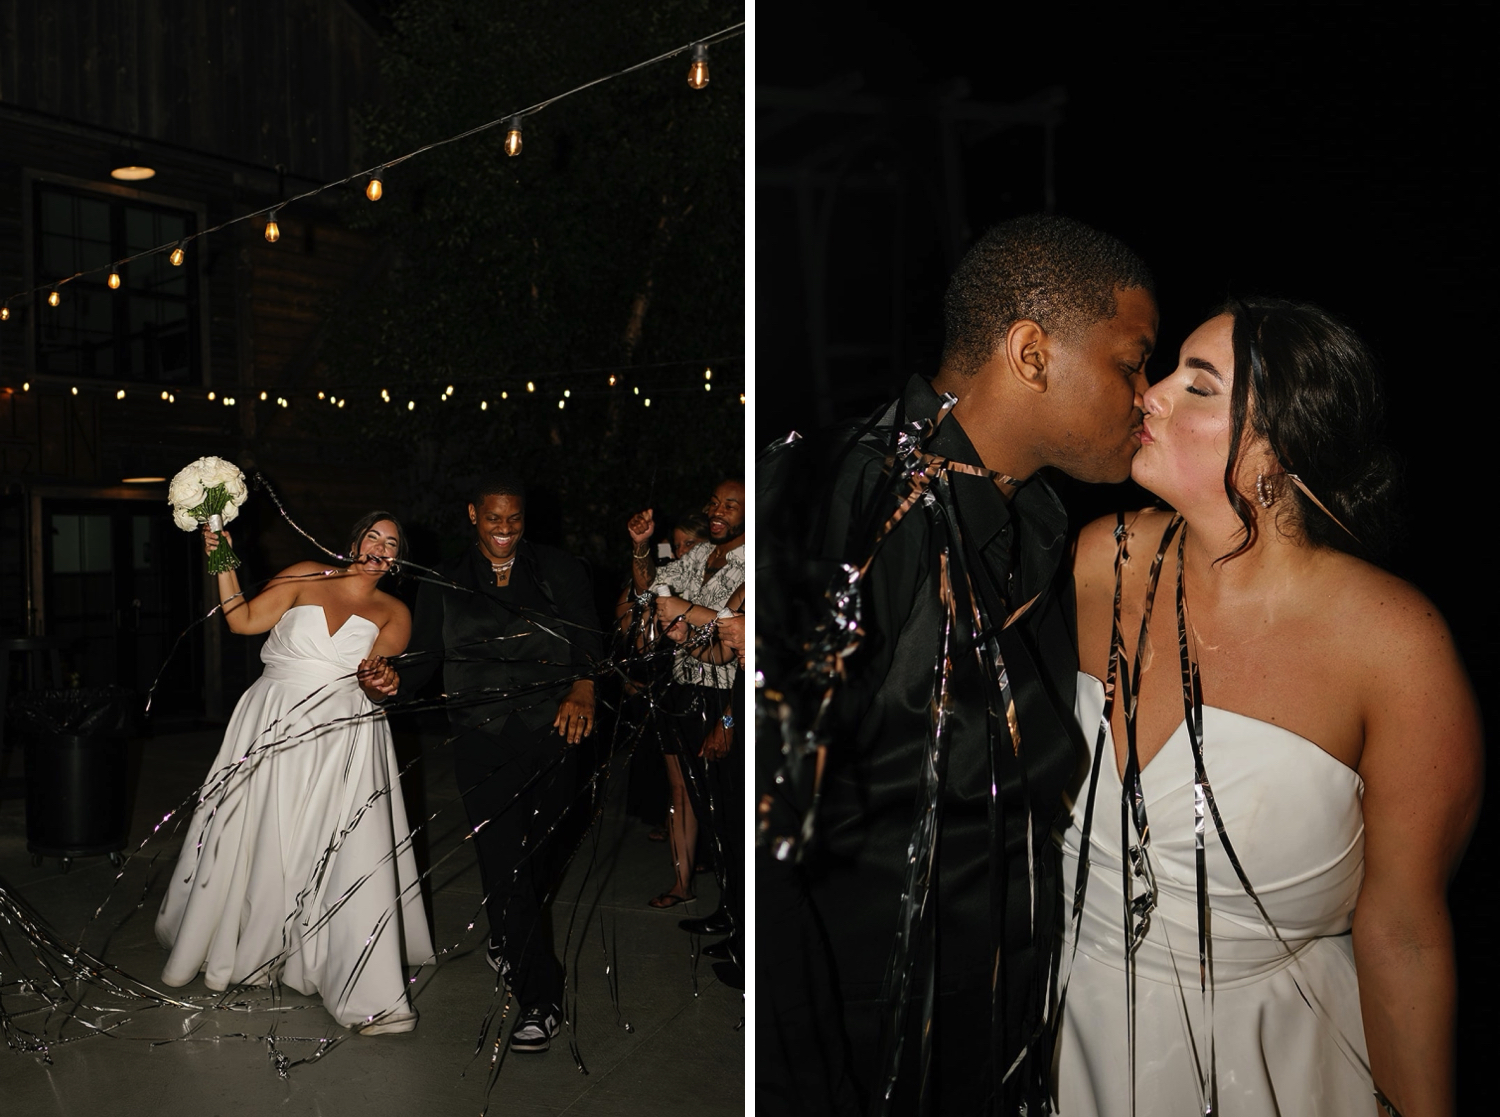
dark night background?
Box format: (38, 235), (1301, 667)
(756, 2), (1497, 1097)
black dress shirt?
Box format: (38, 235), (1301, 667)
(757, 375), (1085, 1113)
(399, 540), (603, 733)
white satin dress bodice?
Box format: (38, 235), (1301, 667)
(156, 605), (433, 1029)
(1054, 672), (1372, 1116)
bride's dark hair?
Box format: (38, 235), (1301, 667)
(347, 510), (409, 575)
(1220, 297), (1400, 564)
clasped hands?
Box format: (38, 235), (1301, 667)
(357, 656), (398, 700)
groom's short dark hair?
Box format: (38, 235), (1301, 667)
(470, 471), (526, 508)
(941, 214), (1155, 377)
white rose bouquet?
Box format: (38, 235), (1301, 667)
(168, 456), (249, 574)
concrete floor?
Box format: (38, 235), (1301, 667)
(0, 723), (743, 1116)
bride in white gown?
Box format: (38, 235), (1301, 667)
(1055, 299), (1481, 1116)
(156, 513), (434, 1034)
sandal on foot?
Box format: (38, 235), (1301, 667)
(648, 890), (695, 909)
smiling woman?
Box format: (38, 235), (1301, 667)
(155, 510), (430, 1035)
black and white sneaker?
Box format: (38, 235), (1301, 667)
(509, 1005), (559, 1053)
(487, 942), (512, 984)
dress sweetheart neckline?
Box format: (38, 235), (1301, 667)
(288, 602), (379, 640)
(1077, 670), (1361, 783)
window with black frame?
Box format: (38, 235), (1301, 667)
(33, 184), (199, 384)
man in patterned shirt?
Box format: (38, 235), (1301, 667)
(625, 479), (745, 960)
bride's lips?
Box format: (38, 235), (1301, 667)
(1138, 421), (1154, 445)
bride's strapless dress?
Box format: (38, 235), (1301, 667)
(155, 605), (434, 1028)
(1055, 672), (1372, 1116)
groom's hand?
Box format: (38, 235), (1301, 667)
(358, 656), (399, 700)
(553, 679), (596, 744)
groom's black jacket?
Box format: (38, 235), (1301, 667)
(398, 540), (602, 733)
(757, 375), (1086, 1115)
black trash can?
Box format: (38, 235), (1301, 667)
(11, 687), (136, 861)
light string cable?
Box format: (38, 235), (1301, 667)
(0, 24), (745, 313)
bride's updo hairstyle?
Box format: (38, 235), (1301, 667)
(1221, 297), (1400, 564)
(347, 510), (409, 576)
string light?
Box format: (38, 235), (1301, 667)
(704, 367), (712, 380)
(116, 389), (125, 399)
(0, 25), (744, 325)
(207, 391), (216, 400)
(168, 393), (176, 402)
(481, 400), (488, 411)
(161, 391), (169, 400)
(633, 386), (640, 396)
(407, 401), (415, 410)
(445, 384), (454, 396)
(21, 382), (28, 390)
(501, 391), (508, 399)
(608, 374), (616, 386)
(108, 269), (121, 289)
(563, 389), (571, 398)
(557, 399), (565, 410)
(688, 43), (710, 89)
(704, 382), (711, 391)
(381, 389), (390, 402)
(47, 289), (60, 307)
(740, 392), (746, 405)
(259, 391), (268, 401)
(644, 398), (652, 407)
(338, 399), (345, 409)
(318, 391), (326, 400)
(526, 381), (535, 393)
(70, 386), (78, 395)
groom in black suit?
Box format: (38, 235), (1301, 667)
(398, 473), (601, 1054)
(757, 215), (1158, 1115)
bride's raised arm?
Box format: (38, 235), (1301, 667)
(205, 526), (321, 636)
(1352, 578), (1482, 1117)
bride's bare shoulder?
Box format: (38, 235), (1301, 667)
(1074, 508), (1174, 585)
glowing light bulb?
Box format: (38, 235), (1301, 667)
(688, 44), (709, 90)
(407, 401), (415, 411)
(557, 400), (565, 410)
(504, 118), (523, 157)
(208, 391), (216, 401)
(318, 391), (326, 400)
(526, 381), (535, 393)
(48, 290), (60, 307)
(264, 213), (280, 243)
(704, 367), (712, 380)
(644, 398), (652, 407)
(704, 383), (711, 391)
(22, 381), (29, 390)
(608, 374), (616, 386)
(481, 400), (488, 411)
(740, 392), (746, 405)
(1, 307), (8, 321)
(445, 385), (454, 396)
(501, 391), (508, 400)
(168, 393), (176, 402)
(366, 172), (384, 201)
(563, 389), (571, 398)
(381, 389), (390, 402)
(116, 389), (125, 399)
(633, 386), (639, 396)
(108, 271), (121, 289)
(70, 386), (78, 395)
(161, 391), (169, 401)
(259, 391), (267, 401)
(170, 245), (185, 266)
(338, 399), (345, 409)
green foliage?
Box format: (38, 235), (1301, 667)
(321, 0), (744, 570)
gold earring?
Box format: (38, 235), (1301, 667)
(1255, 472), (1276, 508)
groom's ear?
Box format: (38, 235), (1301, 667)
(1004, 319), (1049, 394)
(467, 503), (477, 524)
